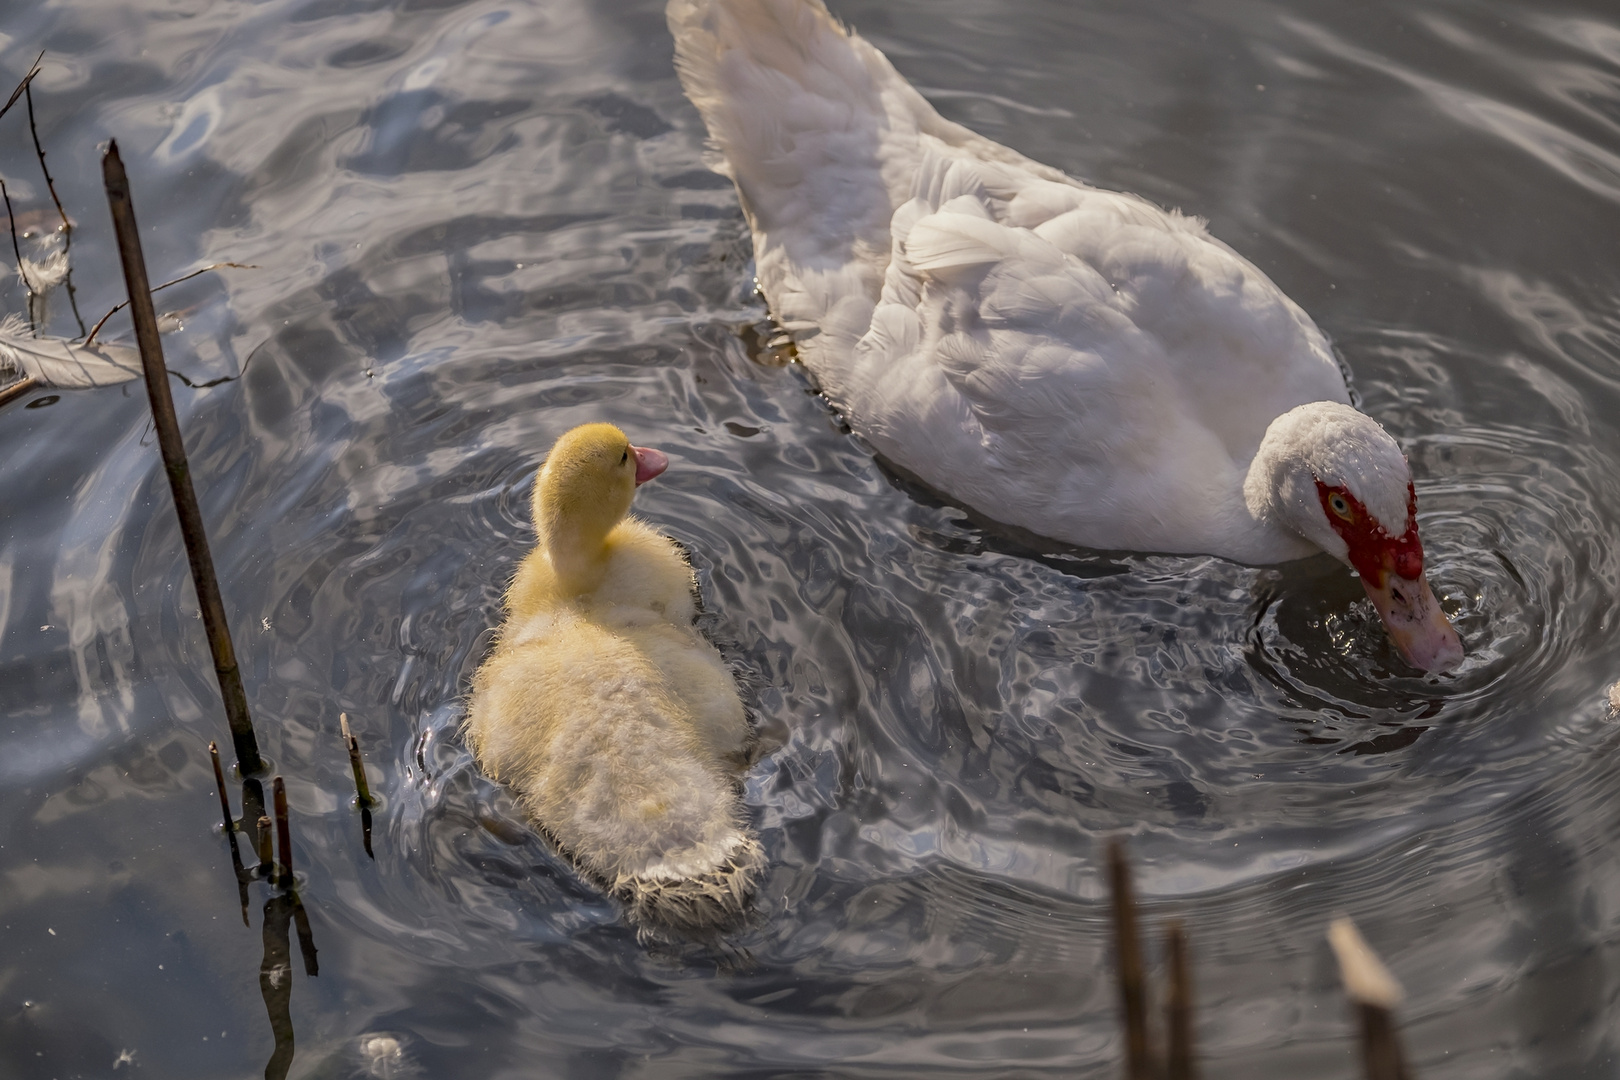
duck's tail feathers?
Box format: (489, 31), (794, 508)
(666, 0), (1071, 388)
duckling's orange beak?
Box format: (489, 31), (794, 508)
(632, 446), (668, 486)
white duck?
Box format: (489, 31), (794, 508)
(668, 0), (1463, 670)
(465, 423), (761, 934)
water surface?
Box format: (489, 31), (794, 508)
(2, 0), (1619, 1076)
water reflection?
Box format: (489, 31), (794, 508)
(1, 0), (1619, 1074)
(211, 750), (324, 1080)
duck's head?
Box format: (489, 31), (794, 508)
(1246, 402), (1463, 673)
(534, 423), (668, 567)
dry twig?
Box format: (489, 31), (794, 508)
(24, 79), (84, 334)
(1109, 839), (1154, 1080)
(0, 52), (42, 125)
(83, 261), (256, 347)
(1, 177), (34, 333)
(103, 141), (263, 773)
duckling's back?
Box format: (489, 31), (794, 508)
(466, 515), (758, 935)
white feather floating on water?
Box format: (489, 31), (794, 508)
(0, 315), (141, 389)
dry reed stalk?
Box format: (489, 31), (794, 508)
(102, 141), (263, 774)
(1108, 839), (1154, 1080)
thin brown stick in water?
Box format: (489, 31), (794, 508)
(0, 52), (42, 125)
(102, 143), (264, 774)
(1, 177), (35, 334)
(257, 814), (274, 873)
(340, 713), (373, 807)
(83, 262), (257, 347)
(209, 741), (234, 833)
(1165, 919), (1196, 1080)
(273, 775), (292, 888)
(25, 81), (84, 335)
(1108, 838), (1153, 1080)
(209, 739), (252, 926)
(0, 375), (38, 409)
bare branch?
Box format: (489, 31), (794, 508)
(0, 177), (34, 334)
(84, 262), (257, 346)
(0, 51), (43, 124)
(25, 79), (86, 334)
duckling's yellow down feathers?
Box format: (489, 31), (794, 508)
(465, 424), (759, 935)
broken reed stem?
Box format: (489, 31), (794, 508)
(1108, 839), (1153, 1080)
(257, 814), (274, 871)
(102, 141), (263, 775)
(82, 262), (257, 347)
(24, 81), (84, 335)
(340, 712), (373, 807)
(209, 740), (234, 833)
(273, 775), (292, 888)
(1, 176), (34, 334)
(1354, 1004), (1411, 1080)
(0, 374), (37, 409)
(1165, 919), (1195, 1080)
(1329, 918), (1412, 1080)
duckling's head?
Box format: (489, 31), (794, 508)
(534, 423), (668, 568)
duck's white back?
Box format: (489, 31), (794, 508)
(670, 0), (1350, 561)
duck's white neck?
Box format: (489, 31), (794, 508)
(1242, 401), (1412, 562)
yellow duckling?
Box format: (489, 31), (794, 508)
(465, 423), (761, 934)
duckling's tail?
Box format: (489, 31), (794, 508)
(615, 831), (765, 937)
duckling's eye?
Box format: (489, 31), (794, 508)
(620, 449), (629, 465)
(1329, 494), (1352, 520)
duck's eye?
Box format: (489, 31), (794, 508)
(621, 449), (629, 465)
(1329, 494), (1352, 519)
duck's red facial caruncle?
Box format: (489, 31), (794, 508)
(1314, 478), (1463, 673)
(1315, 481), (1422, 588)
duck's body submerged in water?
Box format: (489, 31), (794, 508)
(465, 423), (760, 935)
(668, 0), (1464, 671)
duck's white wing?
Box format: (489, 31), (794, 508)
(668, 0), (1067, 376)
(853, 147), (1351, 555)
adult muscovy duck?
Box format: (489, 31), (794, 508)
(667, 0), (1463, 671)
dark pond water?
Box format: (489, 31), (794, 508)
(2, 0), (1620, 1075)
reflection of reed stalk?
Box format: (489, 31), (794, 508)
(101, 141), (263, 775)
(273, 776), (292, 888)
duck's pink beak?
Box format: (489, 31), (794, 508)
(632, 446), (668, 486)
(1362, 572), (1464, 673)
